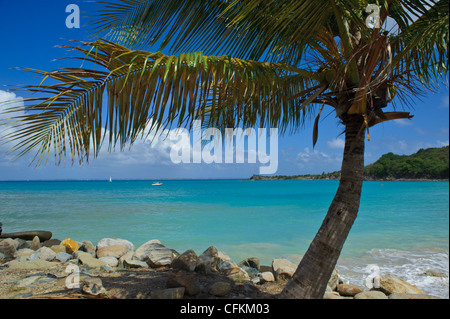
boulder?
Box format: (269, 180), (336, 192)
(196, 246), (220, 273)
(74, 251), (104, 269)
(373, 275), (424, 295)
(323, 291), (343, 299)
(31, 236), (40, 251)
(0, 238), (18, 259)
(272, 259), (296, 280)
(96, 245), (128, 259)
(218, 259), (250, 281)
(336, 284), (364, 297)
(274, 266), (295, 281)
(61, 238), (79, 254)
(238, 257), (260, 271)
(30, 246), (56, 261)
(209, 282), (231, 297)
(167, 272), (201, 296)
(96, 238), (134, 254)
(171, 249), (198, 272)
(259, 271), (275, 283)
(79, 241), (96, 256)
(354, 291), (388, 299)
(122, 258), (149, 269)
(50, 245), (67, 254)
(41, 239), (61, 248)
(134, 240), (174, 267)
(55, 252), (73, 262)
(328, 268), (340, 290)
(99, 256), (119, 267)
(81, 277), (107, 296)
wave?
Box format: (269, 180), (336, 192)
(337, 248), (449, 299)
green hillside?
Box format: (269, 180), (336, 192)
(249, 146), (449, 181)
(364, 146), (449, 180)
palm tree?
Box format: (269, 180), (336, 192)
(1, 0), (448, 298)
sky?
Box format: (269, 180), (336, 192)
(0, 0), (448, 181)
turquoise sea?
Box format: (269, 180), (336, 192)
(0, 180), (448, 298)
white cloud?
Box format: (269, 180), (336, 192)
(393, 118), (413, 126)
(295, 147), (342, 173)
(0, 90), (25, 149)
(326, 138), (345, 149)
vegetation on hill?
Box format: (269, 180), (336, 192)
(250, 146), (449, 181)
(364, 146), (449, 180)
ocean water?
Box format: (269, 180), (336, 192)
(0, 180), (448, 298)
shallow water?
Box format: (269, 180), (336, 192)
(1, 179), (448, 298)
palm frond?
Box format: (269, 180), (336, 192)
(0, 40), (317, 165)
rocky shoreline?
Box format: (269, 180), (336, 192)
(0, 236), (443, 299)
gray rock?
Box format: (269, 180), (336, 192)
(196, 246), (220, 273)
(99, 256), (119, 267)
(373, 275), (424, 295)
(218, 259), (251, 281)
(55, 252), (73, 262)
(134, 239), (174, 267)
(96, 238), (134, 254)
(96, 245), (128, 259)
(82, 277), (107, 296)
(238, 257), (260, 271)
(259, 271), (275, 283)
(101, 265), (116, 273)
(41, 239), (61, 248)
(17, 275), (41, 288)
(30, 247), (56, 261)
(240, 265), (259, 278)
(209, 282), (231, 297)
(31, 236), (40, 251)
(74, 251), (104, 269)
(272, 259), (296, 272)
(123, 258), (149, 269)
(171, 249), (198, 272)
(151, 287), (185, 299)
(328, 268), (340, 290)
(336, 284), (364, 297)
(79, 241), (96, 256)
(0, 238), (18, 259)
(274, 266), (295, 281)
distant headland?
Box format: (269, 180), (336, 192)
(249, 146), (449, 181)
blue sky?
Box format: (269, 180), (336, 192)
(0, 0), (448, 181)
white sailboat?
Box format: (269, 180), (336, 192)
(109, 177), (112, 183)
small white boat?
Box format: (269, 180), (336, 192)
(109, 177), (112, 183)
(152, 182), (163, 186)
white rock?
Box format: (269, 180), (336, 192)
(99, 256), (119, 267)
(96, 238), (134, 253)
(134, 239), (173, 267)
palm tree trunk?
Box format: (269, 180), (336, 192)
(280, 114), (365, 299)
